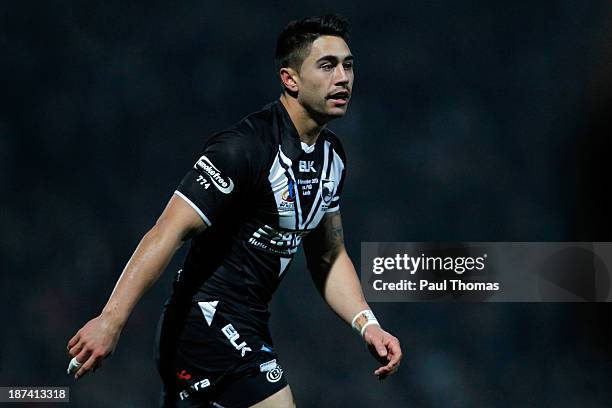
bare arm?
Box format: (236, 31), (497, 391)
(303, 211), (402, 379)
(303, 211), (368, 323)
(67, 194), (206, 379)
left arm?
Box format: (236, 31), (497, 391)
(303, 211), (402, 379)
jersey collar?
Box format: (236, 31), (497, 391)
(274, 100), (328, 161)
(274, 100), (304, 161)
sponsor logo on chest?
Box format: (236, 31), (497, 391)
(299, 160), (316, 173)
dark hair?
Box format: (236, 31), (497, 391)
(275, 14), (350, 73)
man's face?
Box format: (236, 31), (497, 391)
(294, 35), (354, 122)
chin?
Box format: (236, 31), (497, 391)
(307, 102), (349, 123)
(328, 107), (348, 118)
(324, 102), (349, 115)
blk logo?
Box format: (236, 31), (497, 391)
(221, 324), (252, 357)
(299, 160), (316, 172)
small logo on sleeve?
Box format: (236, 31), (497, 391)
(194, 155), (235, 194)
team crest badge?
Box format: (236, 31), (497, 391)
(321, 179), (335, 204)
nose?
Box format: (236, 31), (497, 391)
(333, 65), (350, 85)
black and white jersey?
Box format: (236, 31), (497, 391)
(171, 100), (346, 325)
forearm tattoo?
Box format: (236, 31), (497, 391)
(304, 211), (346, 290)
(323, 211), (344, 251)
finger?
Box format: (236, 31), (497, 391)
(370, 337), (388, 358)
(73, 349), (92, 379)
(385, 354), (401, 371)
(68, 342), (84, 358)
(387, 349), (402, 367)
(67, 357), (82, 375)
(374, 364), (393, 375)
(75, 352), (100, 380)
(67, 333), (80, 350)
(380, 337), (402, 367)
(374, 367), (390, 380)
(375, 357), (400, 375)
(385, 338), (402, 364)
(374, 364), (398, 379)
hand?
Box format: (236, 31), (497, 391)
(363, 325), (402, 380)
(66, 314), (122, 380)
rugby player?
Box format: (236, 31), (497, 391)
(66, 14), (402, 407)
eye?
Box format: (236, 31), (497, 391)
(320, 63), (334, 71)
(343, 62), (353, 70)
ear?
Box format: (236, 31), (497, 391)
(279, 67), (299, 93)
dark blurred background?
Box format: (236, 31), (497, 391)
(1, 1), (611, 407)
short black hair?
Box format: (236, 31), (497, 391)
(275, 14), (350, 73)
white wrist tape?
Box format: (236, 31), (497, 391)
(351, 309), (380, 337)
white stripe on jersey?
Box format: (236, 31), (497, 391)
(278, 147), (304, 230)
(328, 147), (346, 210)
(268, 148), (296, 230)
(174, 190), (212, 226)
(302, 140), (331, 228)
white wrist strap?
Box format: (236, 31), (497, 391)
(351, 309), (380, 337)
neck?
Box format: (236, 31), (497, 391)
(279, 94), (326, 145)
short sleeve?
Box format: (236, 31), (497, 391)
(175, 132), (251, 226)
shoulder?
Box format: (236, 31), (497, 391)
(206, 103), (278, 150)
(202, 104), (278, 164)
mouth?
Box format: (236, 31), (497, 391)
(327, 90), (350, 106)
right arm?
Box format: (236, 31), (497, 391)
(66, 194), (206, 379)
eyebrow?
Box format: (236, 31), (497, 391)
(315, 54), (354, 64)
